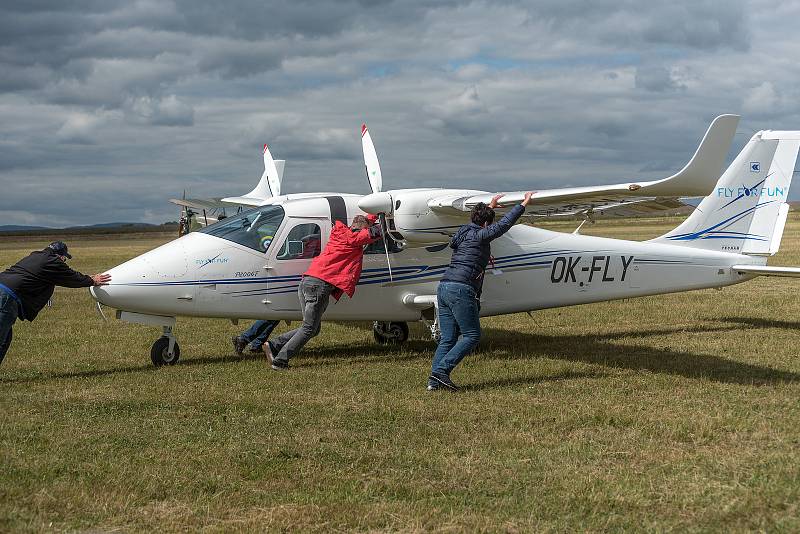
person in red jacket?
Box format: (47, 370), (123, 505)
(264, 214), (381, 370)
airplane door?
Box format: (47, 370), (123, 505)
(264, 218), (328, 312)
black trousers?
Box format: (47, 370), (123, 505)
(0, 290), (19, 364)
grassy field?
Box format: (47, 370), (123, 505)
(3, 216), (800, 532)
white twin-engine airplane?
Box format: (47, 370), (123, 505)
(91, 115), (800, 366)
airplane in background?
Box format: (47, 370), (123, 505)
(169, 145), (286, 232)
(91, 116), (800, 367)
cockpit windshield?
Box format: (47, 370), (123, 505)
(199, 205), (285, 252)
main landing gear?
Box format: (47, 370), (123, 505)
(373, 321), (410, 344)
(150, 325), (180, 366)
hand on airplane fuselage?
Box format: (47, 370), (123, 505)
(92, 273), (111, 286)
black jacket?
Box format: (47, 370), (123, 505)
(440, 204), (525, 295)
(0, 249), (94, 321)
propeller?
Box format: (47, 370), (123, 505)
(361, 123), (394, 282)
(358, 124), (393, 214)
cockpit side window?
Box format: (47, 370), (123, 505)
(199, 205), (285, 253)
(277, 223), (322, 260)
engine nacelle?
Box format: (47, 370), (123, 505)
(366, 188), (487, 245)
(358, 192), (394, 215)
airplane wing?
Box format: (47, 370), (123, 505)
(538, 197), (691, 219)
(428, 114), (739, 219)
(169, 197), (239, 211)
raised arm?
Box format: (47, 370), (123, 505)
(349, 224), (382, 247)
(44, 258), (110, 288)
(346, 215), (382, 247)
(475, 192), (533, 242)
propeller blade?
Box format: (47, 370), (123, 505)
(361, 123), (382, 194)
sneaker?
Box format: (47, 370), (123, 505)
(247, 344), (262, 354)
(429, 374), (458, 391)
(263, 342), (289, 371)
(426, 378), (439, 391)
(231, 336), (247, 356)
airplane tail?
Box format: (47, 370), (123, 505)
(221, 145), (285, 206)
(654, 130), (800, 256)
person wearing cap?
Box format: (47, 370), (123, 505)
(0, 241), (111, 364)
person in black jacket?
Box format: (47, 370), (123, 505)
(0, 241), (111, 364)
(428, 192), (533, 391)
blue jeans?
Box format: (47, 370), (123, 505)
(431, 281), (481, 378)
(0, 290), (20, 365)
(240, 320), (280, 350)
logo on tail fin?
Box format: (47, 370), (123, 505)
(715, 174), (785, 209)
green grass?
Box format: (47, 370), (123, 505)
(3, 217), (800, 532)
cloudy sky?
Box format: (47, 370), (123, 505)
(1, 0), (799, 227)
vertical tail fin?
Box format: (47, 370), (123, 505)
(242, 144), (283, 199)
(655, 131), (800, 255)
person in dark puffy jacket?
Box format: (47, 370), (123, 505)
(0, 241), (111, 364)
(428, 192), (533, 391)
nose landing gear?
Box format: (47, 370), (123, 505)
(373, 321), (409, 344)
(150, 325), (180, 366)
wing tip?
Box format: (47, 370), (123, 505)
(361, 123), (368, 136)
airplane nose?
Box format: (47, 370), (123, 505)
(90, 236), (195, 315)
(89, 254), (158, 310)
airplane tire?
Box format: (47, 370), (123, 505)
(373, 321), (409, 344)
(151, 337), (180, 366)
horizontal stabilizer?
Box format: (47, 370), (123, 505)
(169, 197), (236, 210)
(731, 265), (800, 278)
(217, 196), (263, 207)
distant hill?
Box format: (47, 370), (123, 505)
(0, 225), (50, 232)
(66, 222), (158, 230)
(0, 222), (177, 237)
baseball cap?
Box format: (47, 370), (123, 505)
(48, 241), (72, 259)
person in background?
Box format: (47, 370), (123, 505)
(0, 241), (111, 365)
(428, 192), (533, 391)
(264, 215), (381, 370)
(231, 320), (281, 355)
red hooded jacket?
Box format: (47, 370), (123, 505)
(304, 216), (380, 299)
